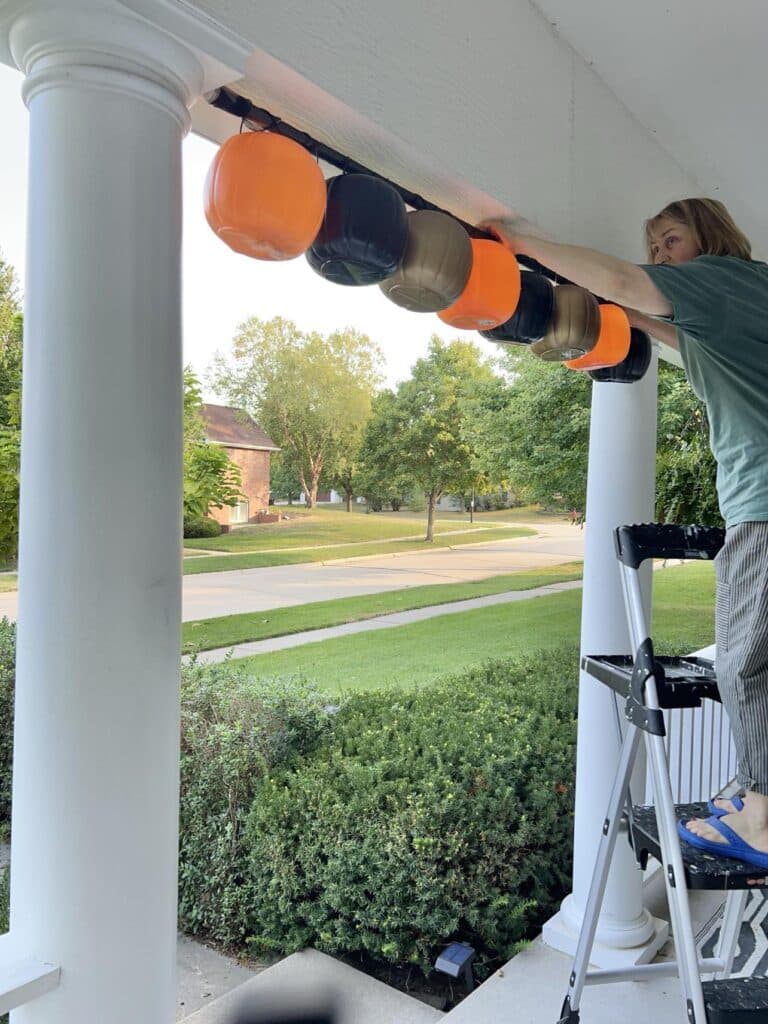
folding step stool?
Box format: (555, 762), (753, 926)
(558, 523), (768, 1024)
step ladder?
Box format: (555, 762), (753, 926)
(558, 523), (768, 1024)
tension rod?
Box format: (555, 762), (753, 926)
(205, 86), (577, 286)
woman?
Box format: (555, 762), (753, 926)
(484, 199), (768, 870)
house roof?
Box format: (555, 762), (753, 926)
(200, 404), (280, 451)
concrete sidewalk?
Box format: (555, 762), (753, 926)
(187, 578), (583, 664)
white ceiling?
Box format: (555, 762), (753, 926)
(530, 0), (768, 257)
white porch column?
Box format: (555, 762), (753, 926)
(543, 352), (670, 966)
(6, 6), (202, 1022)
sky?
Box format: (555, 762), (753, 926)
(0, 63), (502, 399)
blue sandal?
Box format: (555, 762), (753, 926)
(707, 794), (744, 818)
(678, 815), (768, 870)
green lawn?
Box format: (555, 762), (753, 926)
(0, 575), (16, 593)
(183, 505), (532, 552)
(182, 561), (584, 652)
(227, 562), (715, 694)
(183, 525), (534, 574)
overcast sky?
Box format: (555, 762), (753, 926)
(0, 63), (502, 399)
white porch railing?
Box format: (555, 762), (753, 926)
(0, 933), (60, 1015)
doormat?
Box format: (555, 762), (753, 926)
(699, 892), (768, 976)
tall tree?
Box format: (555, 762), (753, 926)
(209, 318), (382, 509)
(0, 256), (22, 563)
(468, 348), (719, 523)
(183, 367), (242, 522)
(358, 337), (496, 541)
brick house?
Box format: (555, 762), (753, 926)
(200, 403), (280, 526)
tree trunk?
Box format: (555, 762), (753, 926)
(425, 490), (438, 541)
(345, 487), (352, 512)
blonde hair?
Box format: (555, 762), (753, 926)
(644, 198), (752, 261)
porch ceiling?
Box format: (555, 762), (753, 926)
(531, 0), (768, 257)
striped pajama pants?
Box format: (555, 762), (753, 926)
(715, 521), (768, 794)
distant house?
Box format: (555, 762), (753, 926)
(200, 403), (280, 526)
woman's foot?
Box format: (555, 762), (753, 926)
(682, 791), (768, 879)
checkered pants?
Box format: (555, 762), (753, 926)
(715, 522), (768, 794)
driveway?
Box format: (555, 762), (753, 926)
(0, 520), (584, 624)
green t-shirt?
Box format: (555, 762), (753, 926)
(642, 255), (768, 528)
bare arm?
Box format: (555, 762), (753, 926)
(623, 308), (680, 351)
(483, 219), (674, 317)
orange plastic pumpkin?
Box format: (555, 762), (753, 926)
(437, 239), (521, 330)
(204, 132), (327, 260)
(565, 304), (631, 370)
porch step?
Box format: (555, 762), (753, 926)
(180, 949), (443, 1024)
(630, 803), (768, 890)
(703, 976), (768, 1023)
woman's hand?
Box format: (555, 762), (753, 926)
(479, 215), (549, 255)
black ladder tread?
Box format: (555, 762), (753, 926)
(703, 976), (768, 1023)
(631, 803), (768, 890)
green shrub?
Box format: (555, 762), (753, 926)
(0, 619), (14, 840)
(183, 516), (223, 539)
(0, 865), (8, 934)
(239, 647), (578, 973)
(178, 658), (333, 945)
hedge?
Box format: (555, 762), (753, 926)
(179, 648), (579, 973)
(0, 621), (580, 976)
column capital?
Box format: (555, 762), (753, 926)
(2, 1), (204, 129)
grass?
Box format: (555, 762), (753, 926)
(227, 561), (715, 695)
(182, 525), (534, 574)
(182, 561), (584, 652)
(0, 576), (16, 594)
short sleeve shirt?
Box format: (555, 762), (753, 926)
(642, 255), (768, 527)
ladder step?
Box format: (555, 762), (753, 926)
(703, 976), (768, 1023)
(630, 803), (768, 889)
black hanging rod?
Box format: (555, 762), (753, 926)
(205, 86), (575, 285)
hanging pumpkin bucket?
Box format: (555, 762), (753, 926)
(589, 328), (652, 383)
(204, 132), (327, 260)
(529, 285), (600, 361)
(437, 239), (521, 330)
(306, 174), (409, 285)
(480, 271), (554, 345)
(379, 211), (472, 312)
(564, 304), (631, 370)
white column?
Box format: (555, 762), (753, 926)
(543, 352), (670, 966)
(5, 7), (202, 1022)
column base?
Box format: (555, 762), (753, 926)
(542, 900), (669, 968)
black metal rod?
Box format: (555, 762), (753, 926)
(205, 86), (579, 285)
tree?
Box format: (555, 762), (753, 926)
(0, 257), (22, 563)
(358, 337), (496, 541)
(208, 318), (382, 509)
(655, 362), (720, 524)
(183, 367), (242, 521)
(467, 348), (719, 523)
(268, 452), (304, 505)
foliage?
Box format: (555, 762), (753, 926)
(470, 351), (719, 522)
(469, 352), (592, 511)
(183, 367), (242, 520)
(0, 618), (15, 841)
(243, 647), (577, 972)
(269, 451), (304, 504)
(177, 647), (577, 972)
(0, 864), (7, 935)
(183, 516), (223, 539)
(209, 318), (382, 508)
(178, 658), (332, 945)
(655, 362), (720, 524)
(357, 338), (497, 540)
(0, 256), (22, 564)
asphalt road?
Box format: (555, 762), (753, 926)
(0, 520), (584, 624)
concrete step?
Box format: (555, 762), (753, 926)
(180, 949), (443, 1024)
